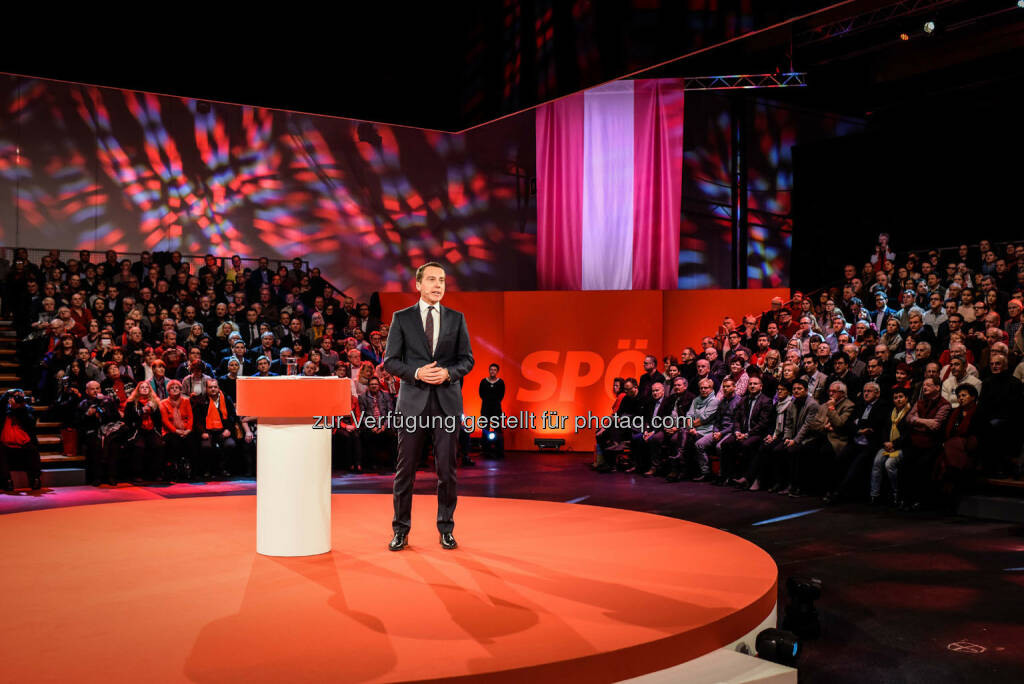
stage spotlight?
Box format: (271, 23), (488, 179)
(755, 628), (801, 666)
(486, 430), (497, 441)
(899, 32), (910, 41)
(534, 438), (565, 450)
(781, 576), (822, 640)
(1018, 1), (1023, 9)
(923, 21), (936, 34)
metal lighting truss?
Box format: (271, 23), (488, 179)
(796, 0), (963, 46)
(682, 73), (808, 90)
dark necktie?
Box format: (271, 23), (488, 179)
(424, 306), (435, 354)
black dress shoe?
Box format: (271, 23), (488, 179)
(692, 474), (708, 483)
(30, 477), (42, 490)
(388, 533), (408, 551)
(440, 532), (458, 550)
(2, 478), (13, 492)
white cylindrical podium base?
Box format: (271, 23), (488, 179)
(256, 418), (331, 556)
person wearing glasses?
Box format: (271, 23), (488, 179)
(815, 381), (855, 496)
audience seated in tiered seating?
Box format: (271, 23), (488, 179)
(4, 237), (1024, 508)
(589, 235), (1024, 511)
(3, 248), (400, 486)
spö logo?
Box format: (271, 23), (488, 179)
(517, 339), (652, 402)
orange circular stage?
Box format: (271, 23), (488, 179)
(1, 494), (777, 682)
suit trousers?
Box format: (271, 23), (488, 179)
(393, 388), (458, 535)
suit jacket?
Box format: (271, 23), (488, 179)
(239, 323), (264, 348)
(784, 397), (822, 444)
(714, 393), (743, 433)
(382, 303), (474, 417)
(820, 396), (855, 454)
(849, 399), (890, 450)
(638, 371), (667, 400)
(358, 391), (395, 426)
(736, 392), (774, 436)
(668, 390), (696, 418)
(642, 393), (677, 431)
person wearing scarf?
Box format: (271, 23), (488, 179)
(123, 382), (164, 481)
(870, 386), (912, 505)
(190, 378), (238, 480)
(148, 360), (170, 400)
(159, 380), (197, 481)
(100, 362), (130, 414)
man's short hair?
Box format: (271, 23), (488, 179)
(791, 378), (808, 390)
(416, 262), (445, 282)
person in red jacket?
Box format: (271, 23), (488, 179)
(159, 380), (198, 481)
(900, 377), (951, 510)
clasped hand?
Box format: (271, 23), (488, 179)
(417, 361), (449, 385)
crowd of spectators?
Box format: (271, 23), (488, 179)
(1, 248), (410, 489)
(592, 234), (1024, 511)
(3, 236), (1023, 507)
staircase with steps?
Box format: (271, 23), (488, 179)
(0, 320), (86, 487)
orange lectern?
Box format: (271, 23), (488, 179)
(236, 376), (351, 556)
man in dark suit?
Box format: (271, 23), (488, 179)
(238, 308), (264, 348)
(637, 382), (677, 477)
(216, 340), (255, 376)
(718, 375), (774, 484)
(382, 262), (474, 551)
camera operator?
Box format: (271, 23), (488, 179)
(76, 380), (120, 486)
(1, 390), (43, 491)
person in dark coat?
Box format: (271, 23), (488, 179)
(122, 382), (165, 480)
(718, 375), (774, 484)
(936, 383), (982, 508)
(190, 378), (238, 478)
(478, 363), (505, 459)
(77, 380), (121, 486)
(1, 389), (42, 491)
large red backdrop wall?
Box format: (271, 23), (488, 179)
(379, 289), (787, 450)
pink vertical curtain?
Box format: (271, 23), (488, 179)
(535, 79), (684, 290)
(536, 92), (584, 290)
(632, 80), (684, 290)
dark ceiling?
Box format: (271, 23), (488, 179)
(1, 1), (1022, 131)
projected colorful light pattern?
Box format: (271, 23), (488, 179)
(0, 76), (537, 296)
